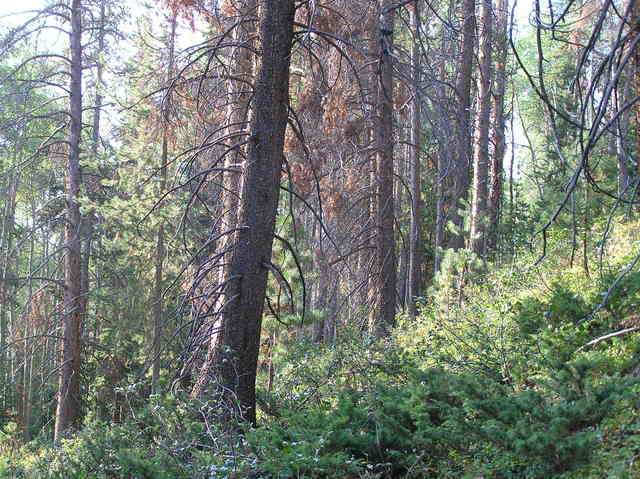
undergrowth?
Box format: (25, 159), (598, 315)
(3, 226), (640, 478)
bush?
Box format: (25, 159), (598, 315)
(247, 364), (638, 478)
(1, 394), (231, 479)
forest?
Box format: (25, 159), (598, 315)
(0, 0), (640, 477)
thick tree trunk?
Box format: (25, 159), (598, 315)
(407, 1), (423, 318)
(217, 0), (256, 261)
(193, 0), (295, 425)
(55, 0), (83, 441)
(487, 0), (508, 256)
(470, 0), (494, 256)
(191, 0), (257, 400)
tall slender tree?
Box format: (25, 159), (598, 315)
(55, 0), (84, 441)
(487, 0), (509, 255)
(435, 0), (476, 268)
(150, 9), (177, 395)
(470, 0), (494, 256)
(407, 1), (423, 318)
(370, 0), (397, 336)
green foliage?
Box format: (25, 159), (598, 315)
(1, 395), (226, 479)
(4, 236), (640, 478)
(250, 363), (638, 478)
(398, 251), (525, 382)
(247, 422), (363, 478)
(594, 270), (640, 321)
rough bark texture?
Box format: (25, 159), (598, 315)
(218, 0), (256, 254)
(78, 0), (105, 381)
(0, 171), (18, 422)
(435, 0), (476, 267)
(192, 0), (257, 400)
(407, 1), (423, 318)
(632, 0), (640, 190)
(55, 0), (83, 441)
(470, 0), (494, 256)
(194, 0), (295, 425)
(487, 0), (508, 255)
(370, 0), (397, 337)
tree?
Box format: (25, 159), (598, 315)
(0, 0), (126, 440)
(194, 0), (296, 424)
(370, 0), (397, 336)
(407, 1), (424, 318)
(147, 8), (177, 395)
(54, 0), (84, 441)
(487, 0), (509, 255)
(470, 0), (494, 256)
(191, 0), (257, 400)
(435, 0), (476, 267)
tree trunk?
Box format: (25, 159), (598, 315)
(217, 0), (256, 267)
(370, 0), (397, 337)
(55, 0), (84, 441)
(470, 0), (494, 256)
(312, 226), (329, 343)
(632, 0), (640, 194)
(407, 1), (423, 318)
(150, 10), (177, 395)
(191, 0), (257, 400)
(487, 0), (508, 256)
(435, 0), (476, 264)
(0, 170), (18, 413)
(79, 0), (106, 366)
(193, 0), (295, 425)
(434, 0), (455, 272)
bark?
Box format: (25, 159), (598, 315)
(55, 0), (84, 441)
(434, 0), (455, 272)
(470, 0), (494, 256)
(0, 171), (18, 411)
(79, 0), (106, 361)
(616, 79), (632, 196)
(407, 1), (423, 318)
(359, 6), (379, 327)
(218, 0), (256, 247)
(191, 0), (257, 400)
(487, 0), (508, 255)
(22, 345), (33, 442)
(193, 0), (295, 425)
(21, 206), (37, 442)
(632, 1), (640, 191)
(435, 0), (476, 267)
(370, 0), (397, 337)
(151, 169), (167, 393)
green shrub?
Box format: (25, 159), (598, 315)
(1, 394), (232, 479)
(247, 364), (638, 478)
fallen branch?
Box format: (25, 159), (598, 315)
(576, 326), (640, 353)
